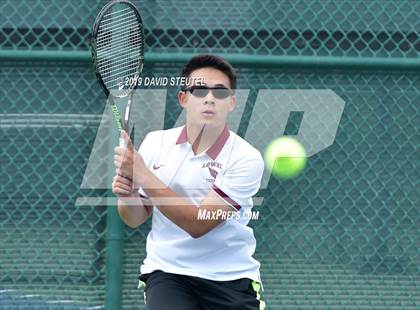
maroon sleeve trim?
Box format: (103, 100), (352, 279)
(212, 184), (241, 211)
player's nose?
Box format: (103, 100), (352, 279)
(204, 99), (215, 105)
(203, 91), (216, 104)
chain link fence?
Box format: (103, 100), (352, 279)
(1, 0), (419, 57)
(1, 0), (419, 309)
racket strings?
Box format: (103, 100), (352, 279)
(96, 36), (143, 59)
(101, 62), (139, 84)
(95, 4), (143, 95)
(96, 33), (143, 51)
(99, 10), (134, 30)
(100, 56), (140, 81)
(97, 48), (142, 70)
(101, 6), (131, 19)
(96, 17), (142, 45)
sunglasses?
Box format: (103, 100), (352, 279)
(184, 85), (233, 99)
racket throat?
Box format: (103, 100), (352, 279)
(111, 104), (123, 131)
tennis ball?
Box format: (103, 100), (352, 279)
(264, 136), (307, 179)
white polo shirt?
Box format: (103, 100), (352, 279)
(138, 125), (265, 283)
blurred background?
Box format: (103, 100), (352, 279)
(0, 0), (418, 309)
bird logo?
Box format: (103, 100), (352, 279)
(209, 167), (218, 179)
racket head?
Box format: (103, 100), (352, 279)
(91, 0), (144, 99)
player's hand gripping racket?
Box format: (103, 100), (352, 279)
(91, 0), (144, 147)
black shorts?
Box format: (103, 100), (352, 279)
(138, 270), (265, 310)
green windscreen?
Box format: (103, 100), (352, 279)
(0, 1), (418, 309)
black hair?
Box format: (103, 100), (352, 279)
(180, 54), (237, 90)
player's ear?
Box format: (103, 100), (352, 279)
(178, 90), (188, 108)
(228, 94), (236, 112)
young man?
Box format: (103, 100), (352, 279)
(112, 54), (265, 310)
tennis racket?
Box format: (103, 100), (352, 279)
(91, 0), (144, 147)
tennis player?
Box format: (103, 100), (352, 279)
(112, 54), (265, 310)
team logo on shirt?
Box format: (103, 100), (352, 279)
(209, 167), (218, 178)
(202, 161), (222, 183)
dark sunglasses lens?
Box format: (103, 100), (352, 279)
(212, 88), (231, 99)
(188, 86), (231, 99)
(191, 87), (209, 97)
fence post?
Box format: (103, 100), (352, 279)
(105, 204), (124, 309)
(105, 117), (124, 310)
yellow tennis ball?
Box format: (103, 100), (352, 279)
(264, 137), (307, 179)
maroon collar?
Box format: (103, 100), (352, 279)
(176, 125), (230, 160)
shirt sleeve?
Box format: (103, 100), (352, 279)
(212, 153), (264, 212)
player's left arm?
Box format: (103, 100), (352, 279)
(139, 155), (264, 238)
(141, 182), (233, 238)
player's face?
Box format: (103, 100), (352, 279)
(178, 67), (236, 130)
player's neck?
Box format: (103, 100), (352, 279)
(187, 123), (225, 155)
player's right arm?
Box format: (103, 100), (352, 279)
(112, 174), (152, 228)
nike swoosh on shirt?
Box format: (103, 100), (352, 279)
(153, 164), (165, 170)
